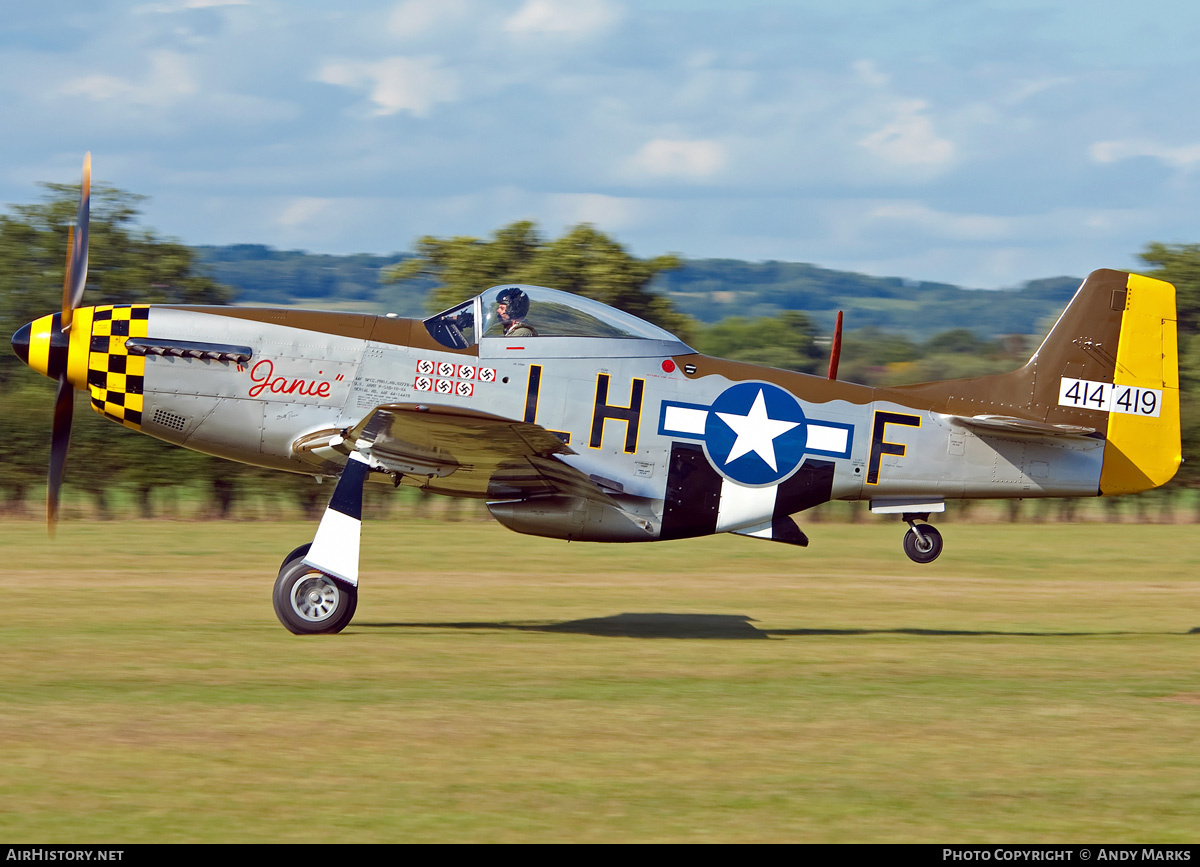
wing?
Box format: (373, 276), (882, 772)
(293, 403), (610, 501)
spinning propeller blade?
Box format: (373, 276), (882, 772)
(46, 153), (90, 531)
(62, 153), (90, 331)
(47, 376), (75, 532)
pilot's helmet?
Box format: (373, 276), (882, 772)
(496, 287), (530, 320)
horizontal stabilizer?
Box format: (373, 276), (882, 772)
(943, 414), (1096, 437)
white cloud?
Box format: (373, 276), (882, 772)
(277, 197), (330, 228)
(135, 0), (248, 11)
(544, 192), (647, 231)
(625, 138), (726, 181)
(865, 201), (1010, 241)
(852, 59), (890, 88)
(1003, 76), (1071, 106)
(317, 56), (460, 117)
(858, 100), (955, 168)
(387, 0), (474, 39)
(60, 50), (198, 108)
(854, 201), (1150, 248)
(1089, 139), (1200, 169)
(503, 0), (621, 39)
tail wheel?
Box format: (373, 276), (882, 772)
(273, 545), (357, 635)
(903, 524), (943, 564)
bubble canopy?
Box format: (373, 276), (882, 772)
(423, 284), (686, 350)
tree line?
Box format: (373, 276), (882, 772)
(197, 236), (1082, 340)
(1, 184), (1197, 520)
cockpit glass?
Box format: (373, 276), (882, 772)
(423, 299), (477, 349)
(424, 285), (681, 348)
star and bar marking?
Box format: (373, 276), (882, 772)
(659, 381), (853, 487)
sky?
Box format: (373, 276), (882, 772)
(5, 0), (1200, 289)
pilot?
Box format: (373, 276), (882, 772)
(496, 287), (538, 337)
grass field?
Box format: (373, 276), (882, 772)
(1, 518), (1198, 842)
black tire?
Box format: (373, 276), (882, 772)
(902, 524), (943, 564)
(273, 546), (358, 635)
(280, 543), (313, 572)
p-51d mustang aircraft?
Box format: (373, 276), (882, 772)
(11, 157), (1182, 634)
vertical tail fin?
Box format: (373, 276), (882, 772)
(1031, 269), (1180, 493)
(891, 268), (1180, 494)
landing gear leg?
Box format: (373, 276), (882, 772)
(901, 512), (943, 564)
(272, 452), (371, 634)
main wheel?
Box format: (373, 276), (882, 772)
(273, 545), (358, 635)
(279, 543), (313, 572)
(902, 524), (943, 564)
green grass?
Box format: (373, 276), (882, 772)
(1, 519), (1198, 842)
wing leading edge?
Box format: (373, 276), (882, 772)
(294, 403), (616, 500)
(293, 404), (661, 542)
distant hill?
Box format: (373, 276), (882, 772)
(192, 244), (1081, 340)
(653, 259), (1081, 338)
(192, 245), (430, 317)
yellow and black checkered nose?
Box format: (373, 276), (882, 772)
(12, 313), (71, 380)
(11, 305), (150, 430)
(86, 305), (150, 429)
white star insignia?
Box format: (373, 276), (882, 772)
(714, 389), (800, 471)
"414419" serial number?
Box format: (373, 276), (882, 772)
(1058, 377), (1162, 417)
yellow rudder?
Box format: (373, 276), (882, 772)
(1099, 273), (1181, 495)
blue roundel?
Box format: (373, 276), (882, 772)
(702, 381), (809, 486)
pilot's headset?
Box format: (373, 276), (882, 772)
(497, 287), (530, 320)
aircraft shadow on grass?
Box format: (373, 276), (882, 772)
(357, 614), (1200, 640)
